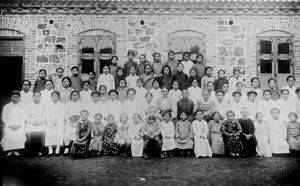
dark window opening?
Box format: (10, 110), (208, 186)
(260, 40), (272, 54)
(260, 59), (272, 74)
(278, 59), (290, 74)
(278, 42), (289, 54)
(81, 58), (94, 74)
(99, 59), (111, 73)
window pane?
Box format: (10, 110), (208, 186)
(278, 59), (291, 74)
(260, 59), (272, 74)
(260, 40), (272, 54)
(99, 37), (114, 54)
(99, 59), (112, 73)
(81, 58), (94, 74)
(278, 42), (289, 54)
(79, 37), (95, 54)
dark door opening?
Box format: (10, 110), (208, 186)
(0, 56), (23, 114)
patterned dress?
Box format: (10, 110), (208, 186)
(208, 120), (225, 155)
(286, 121), (300, 151)
(221, 119), (243, 155)
(102, 123), (118, 155)
(89, 123), (105, 152)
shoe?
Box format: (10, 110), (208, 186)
(179, 151), (185, 156)
(63, 148), (69, 156)
(160, 153), (165, 159)
(169, 153), (174, 158)
(7, 152), (13, 157)
(96, 152), (101, 157)
(142, 153), (149, 159)
(38, 152), (43, 157)
(186, 150), (191, 156)
(55, 148), (60, 156)
(13, 151), (20, 156)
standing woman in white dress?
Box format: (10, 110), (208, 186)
(123, 88), (141, 121)
(40, 80), (54, 106)
(20, 80), (33, 108)
(45, 91), (65, 155)
(1, 91), (28, 156)
(64, 90), (83, 155)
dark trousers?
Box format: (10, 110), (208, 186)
(25, 131), (45, 155)
(240, 134), (257, 156)
(70, 139), (90, 157)
(143, 135), (162, 157)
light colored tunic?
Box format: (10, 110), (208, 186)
(149, 88), (162, 105)
(60, 87), (74, 104)
(182, 60), (194, 76)
(122, 99), (141, 121)
(277, 98), (296, 122)
(97, 73), (115, 91)
(65, 101), (83, 140)
(129, 121), (144, 157)
(20, 90), (33, 108)
(104, 99), (122, 121)
(214, 100), (229, 118)
(247, 101), (258, 120)
(26, 102), (46, 133)
(175, 120), (193, 149)
(188, 86), (202, 104)
(169, 89), (181, 105)
(269, 118), (290, 154)
(115, 122), (130, 145)
(193, 120), (212, 157)
(45, 101), (65, 146)
(161, 121), (176, 151)
(295, 97), (300, 122)
(208, 120), (225, 155)
(230, 100), (245, 119)
(53, 76), (64, 91)
(258, 99), (278, 122)
(88, 101), (105, 122)
(282, 85), (297, 102)
(254, 120), (272, 157)
(125, 74), (139, 89)
(140, 100), (156, 120)
(40, 89), (54, 106)
(135, 87), (147, 104)
(1, 102), (27, 151)
(228, 76), (244, 93)
(80, 89), (92, 104)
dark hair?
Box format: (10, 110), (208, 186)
(168, 50), (175, 56)
(226, 110), (235, 117)
(152, 77), (160, 86)
(22, 80), (32, 88)
(139, 54), (146, 59)
(263, 89), (272, 95)
(82, 80), (90, 86)
(116, 67), (125, 76)
(173, 80), (179, 84)
(70, 90), (80, 100)
(280, 89), (290, 94)
(137, 77), (144, 83)
(207, 81), (214, 87)
(287, 75), (295, 82)
(118, 79), (127, 88)
(51, 91), (60, 98)
(189, 68), (197, 77)
(289, 112), (298, 119)
(177, 62), (184, 67)
(62, 77), (72, 86)
(218, 69), (225, 75)
(71, 66), (79, 71)
(56, 67), (64, 72)
(45, 80), (54, 85)
(182, 51), (191, 58)
(145, 92), (153, 98)
(162, 65), (171, 76)
(211, 111), (221, 118)
(205, 66), (213, 74)
(233, 68), (240, 74)
(127, 88), (136, 95)
(236, 81), (243, 87)
(98, 85), (107, 91)
(162, 111), (171, 117)
(127, 51), (135, 56)
(81, 110), (89, 115)
(102, 65), (110, 71)
(111, 55), (119, 61)
(215, 89), (225, 96)
(196, 53), (204, 60)
(251, 77), (260, 88)
(268, 78), (276, 84)
(144, 64), (152, 71)
(89, 71), (96, 76)
(39, 69), (47, 74)
(108, 89), (119, 96)
(91, 91), (101, 97)
(11, 90), (21, 97)
(161, 86), (169, 91)
(195, 109), (204, 115)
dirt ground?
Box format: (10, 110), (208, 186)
(2, 155), (300, 186)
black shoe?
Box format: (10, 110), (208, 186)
(143, 153), (149, 159)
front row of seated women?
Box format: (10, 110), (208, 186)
(1, 90), (300, 159)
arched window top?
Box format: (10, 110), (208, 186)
(257, 30), (293, 37)
(0, 29), (25, 37)
(169, 30), (205, 37)
(78, 29), (115, 36)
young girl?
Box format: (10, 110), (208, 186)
(206, 81), (216, 101)
(229, 91), (244, 119)
(208, 112), (225, 155)
(159, 65), (173, 90)
(122, 88), (141, 121)
(1, 91), (27, 156)
(70, 66), (83, 91)
(33, 69), (47, 93)
(115, 67), (125, 89)
(53, 67), (64, 91)
(222, 83), (232, 104)
(235, 81), (247, 103)
(102, 114), (119, 155)
(175, 112), (194, 156)
(64, 90), (83, 155)
(214, 90), (229, 118)
(249, 77), (263, 102)
(156, 87), (175, 120)
(104, 89), (122, 121)
(40, 80), (54, 105)
(277, 89), (296, 122)
(160, 111), (176, 158)
(80, 81), (92, 104)
(117, 79), (128, 104)
(201, 66), (215, 90)
(152, 52), (163, 76)
(193, 53), (206, 79)
(124, 51), (137, 76)
(214, 69), (228, 91)
(193, 110), (213, 158)
(258, 89), (277, 122)
(165, 50), (179, 76)
(45, 91), (65, 156)
(283, 75), (297, 101)
(135, 78), (148, 104)
(174, 63), (188, 91)
(188, 79), (202, 104)
(169, 80), (182, 106)
(99, 85), (109, 104)
(70, 110), (92, 159)
(88, 91), (105, 122)
(228, 68), (244, 93)
(129, 113), (144, 157)
(246, 90), (258, 120)
(88, 71), (98, 91)
(181, 51), (194, 76)
(110, 55), (119, 78)
(221, 110), (243, 157)
(141, 92), (156, 120)
(238, 107), (257, 157)
(125, 66), (139, 89)
(268, 78), (281, 101)
(194, 90), (215, 122)
(286, 112), (300, 153)
(115, 113), (131, 157)
(141, 64), (155, 91)
(26, 92), (46, 157)
(187, 68), (201, 88)
(97, 65), (115, 92)
(136, 54), (151, 76)
(149, 78), (162, 104)
(89, 113), (105, 156)
(254, 112), (272, 157)
(60, 77), (74, 104)
(269, 108), (290, 154)
(20, 80), (33, 108)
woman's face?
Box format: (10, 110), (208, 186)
(92, 94), (100, 102)
(183, 54), (190, 61)
(117, 69), (124, 77)
(22, 81), (31, 92)
(139, 55), (146, 63)
(168, 53), (175, 60)
(252, 79), (260, 88)
(154, 54), (161, 62)
(33, 93), (41, 103)
(45, 81), (53, 90)
(181, 90), (189, 99)
(145, 94), (153, 102)
(153, 81), (159, 89)
(161, 88), (169, 97)
(227, 113), (235, 121)
(128, 91), (135, 100)
(88, 72), (95, 79)
(268, 80), (276, 89)
(206, 68), (212, 76)
(281, 90), (289, 100)
(203, 92), (210, 100)
(213, 113), (220, 122)
(119, 80), (126, 88)
(120, 114), (128, 123)
(216, 92), (224, 102)
(197, 55), (203, 63)
(63, 79), (70, 88)
(145, 66), (151, 73)
(103, 66), (109, 74)
(190, 70), (196, 77)
(133, 114), (140, 124)
(256, 113), (263, 122)
(107, 116), (115, 124)
(163, 67), (169, 75)
(207, 83), (214, 91)
(233, 94), (241, 102)
(100, 87), (107, 95)
(51, 94), (59, 103)
(218, 71), (225, 78)
(110, 92), (117, 100)
(71, 92), (79, 101)
(11, 94), (20, 103)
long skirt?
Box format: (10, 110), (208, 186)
(162, 137), (175, 151)
(26, 131), (45, 154)
(45, 126), (64, 146)
(65, 121), (77, 141)
(144, 136), (162, 156)
(223, 135), (243, 155)
(194, 136), (212, 158)
(210, 133), (225, 155)
(270, 135), (289, 154)
(175, 138), (193, 149)
(70, 139), (90, 156)
(255, 133), (272, 157)
(131, 138), (143, 157)
(89, 136), (103, 152)
(102, 139), (118, 155)
(1, 126), (26, 151)
(240, 135), (257, 156)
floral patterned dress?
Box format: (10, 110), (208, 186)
(102, 123), (118, 155)
(89, 123), (105, 152)
(221, 119), (243, 155)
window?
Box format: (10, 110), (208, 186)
(168, 31), (205, 61)
(78, 32), (116, 75)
